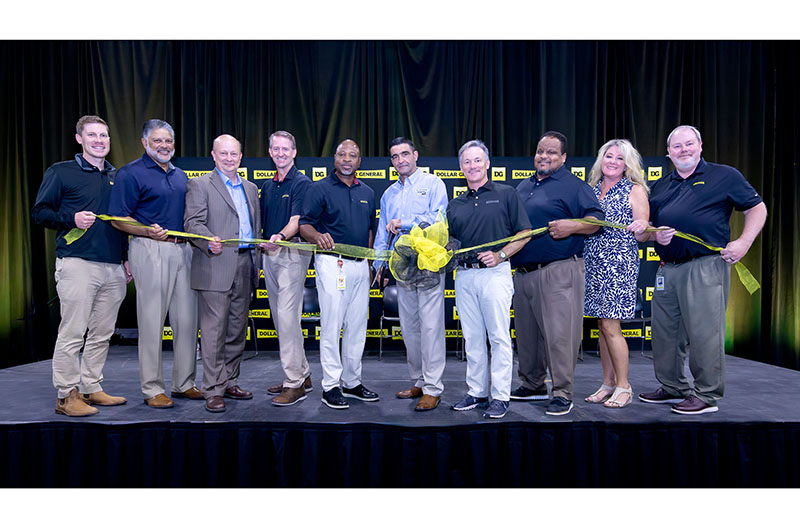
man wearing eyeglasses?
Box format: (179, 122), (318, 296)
(108, 119), (201, 409)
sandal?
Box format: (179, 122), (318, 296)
(585, 384), (615, 403)
(604, 386), (633, 408)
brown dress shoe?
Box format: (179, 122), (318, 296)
(224, 385), (253, 400)
(144, 393), (174, 408)
(272, 386), (307, 407)
(56, 388), (99, 417)
(415, 394), (440, 411)
(206, 395), (225, 413)
(396, 386), (423, 399)
(268, 376), (312, 395)
(82, 391), (127, 406)
(171, 386), (204, 400)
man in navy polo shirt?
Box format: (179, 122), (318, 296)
(108, 119), (201, 409)
(259, 130), (315, 407)
(299, 139), (380, 410)
(509, 131), (604, 417)
(32, 115), (132, 416)
(638, 125), (767, 415)
(447, 139), (531, 419)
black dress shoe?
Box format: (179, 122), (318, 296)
(205, 395), (226, 413)
(321, 387), (349, 410)
(224, 386), (253, 400)
(342, 384), (380, 402)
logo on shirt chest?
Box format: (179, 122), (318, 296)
(484, 199), (500, 205)
(416, 188), (428, 196)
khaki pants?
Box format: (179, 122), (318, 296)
(651, 254), (730, 405)
(263, 247), (313, 389)
(513, 256), (585, 401)
(52, 257), (127, 399)
(129, 237), (198, 399)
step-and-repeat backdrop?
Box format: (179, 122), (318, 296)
(137, 155), (671, 353)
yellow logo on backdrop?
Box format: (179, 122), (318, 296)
(257, 329), (278, 339)
(646, 247), (660, 261)
(162, 327), (173, 340)
(186, 170), (210, 179)
(256, 289), (269, 299)
(648, 167), (662, 181)
(370, 289), (383, 298)
(639, 249), (644, 260)
(571, 167), (586, 180)
(435, 170), (465, 179)
(646, 287), (653, 301)
(444, 289), (455, 298)
(306, 270), (316, 278)
(511, 329), (516, 339)
(453, 186), (467, 198)
(356, 169), (386, 179)
(590, 329), (643, 338)
(313, 167), (327, 181)
(391, 327), (403, 340)
(492, 167), (506, 181)
(301, 311), (320, 318)
(453, 306), (459, 320)
(510, 309), (514, 319)
(254, 170), (276, 180)
(249, 309), (271, 318)
(513, 170), (536, 180)
(365, 329), (390, 338)
(445, 329), (463, 338)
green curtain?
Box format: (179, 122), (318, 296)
(1, 40), (798, 368)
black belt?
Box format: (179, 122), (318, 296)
(163, 236), (186, 244)
(516, 255), (578, 274)
(664, 253), (712, 265)
(335, 254), (364, 262)
(460, 262), (487, 269)
(237, 247), (254, 254)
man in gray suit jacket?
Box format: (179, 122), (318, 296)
(184, 134), (261, 413)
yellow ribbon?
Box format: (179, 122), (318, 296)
(65, 214), (760, 294)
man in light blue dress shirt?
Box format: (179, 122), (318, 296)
(374, 137), (448, 411)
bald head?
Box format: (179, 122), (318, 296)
(334, 139), (361, 177)
(212, 134), (243, 179)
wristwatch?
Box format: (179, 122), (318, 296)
(498, 250), (508, 261)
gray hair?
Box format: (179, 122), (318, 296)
(142, 119), (175, 140)
(269, 130), (296, 150)
(458, 139), (489, 162)
(666, 125), (702, 148)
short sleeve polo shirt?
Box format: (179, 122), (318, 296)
(260, 165), (311, 238)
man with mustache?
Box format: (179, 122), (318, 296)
(299, 139), (380, 410)
(373, 137), (448, 411)
(638, 125), (767, 415)
(184, 135), (260, 413)
(108, 119), (201, 409)
(260, 131), (315, 407)
(32, 115), (132, 416)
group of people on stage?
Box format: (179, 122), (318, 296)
(32, 116), (767, 419)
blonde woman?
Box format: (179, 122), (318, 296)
(583, 139), (650, 408)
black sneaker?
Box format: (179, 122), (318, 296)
(545, 396), (573, 416)
(321, 387), (349, 409)
(483, 399), (509, 419)
(638, 387), (684, 404)
(510, 386), (549, 401)
(341, 384), (380, 402)
(451, 394), (489, 411)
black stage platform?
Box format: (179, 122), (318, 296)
(2, 346), (799, 487)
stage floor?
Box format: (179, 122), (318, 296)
(2, 346), (798, 426)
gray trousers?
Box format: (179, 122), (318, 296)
(197, 252), (253, 398)
(52, 257), (127, 398)
(262, 247), (313, 389)
(513, 256), (585, 401)
(651, 254), (730, 405)
(129, 237), (198, 399)
(397, 274), (446, 396)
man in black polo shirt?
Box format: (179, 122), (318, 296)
(299, 139), (380, 410)
(259, 131), (315, 407)
(509, 131), (604, 416)
(447, 139), (531, 419)
(638, 125), (767, 415)
(108, 119), (201, 409)
(32, 115), (132, 416)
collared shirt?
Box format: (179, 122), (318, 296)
(108, 152), (188, 232)
(650, 158), (762, 263)
(511, 165), (605, 267)
(259, 165), (311, 238)
(373, 168), (448, 269)
(446, 180), (531, 260)
(216, 168), (253, 247)
(299, 172), (377, 248)
(32, 154), (127, 264)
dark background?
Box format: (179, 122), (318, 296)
(2, 41), (798, 369)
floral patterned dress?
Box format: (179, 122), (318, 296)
(584, 177), (639, 319)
